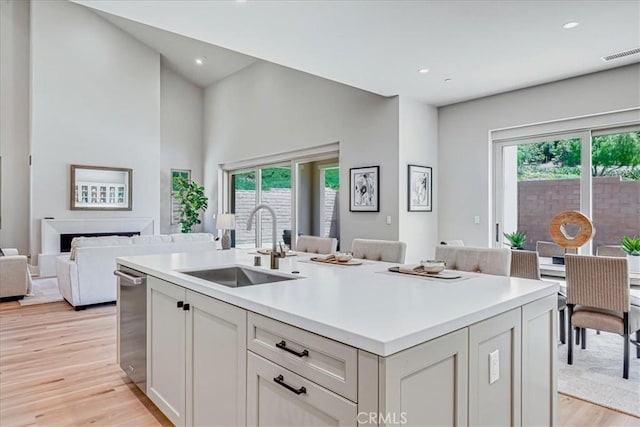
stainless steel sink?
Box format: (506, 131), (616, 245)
(181, 266), (299, 288)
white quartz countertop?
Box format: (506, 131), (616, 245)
(117, 249), (558, 357)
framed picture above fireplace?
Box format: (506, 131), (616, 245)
(70, 164), (132, 211)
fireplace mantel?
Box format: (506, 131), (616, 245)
(39, 218), (153, 277)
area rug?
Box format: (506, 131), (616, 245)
(557, 329), (640, 417)
(19, 277), (63, 306)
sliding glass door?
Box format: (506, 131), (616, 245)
(230, 171), (256, 249)
(260, 165), (292, 249)
(227, 156), (338, 250)
(494, 127), (640, 258)
(590, 130), (640, 251)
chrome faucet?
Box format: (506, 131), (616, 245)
(246, 204), (284, 269)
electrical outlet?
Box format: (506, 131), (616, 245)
(489, 349), (500, 384)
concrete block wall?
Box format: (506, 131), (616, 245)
(518, 176), (640, 252)
(233, 188), (338, 247)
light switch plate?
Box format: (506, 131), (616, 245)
(386, 216), (392, 225)
(474, 215), (480, 224)
(489, 349), (500, 384)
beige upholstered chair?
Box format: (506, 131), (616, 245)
(435, 245), (511, 276)
(565, 254), (640, 379)
(0, 248), (31, 300)
(351, 239), (406, 263)
(535, 240), (576, 258)
(510, 250), (567, 344)
(510, 250), (540, 280)
(596, 245), (626, 257)
(295, 235), (338, 255)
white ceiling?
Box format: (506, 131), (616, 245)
(76, 0), (640, 106)
(93, 11), (257, 88)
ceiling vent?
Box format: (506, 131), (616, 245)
(601, 47), (640, 62)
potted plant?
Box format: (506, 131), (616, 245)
(173, 176), (208, 233)
(504, 231), (526, 249)
(621, 235), (640, 273)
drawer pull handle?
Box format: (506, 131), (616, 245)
(274, 375), (307, 395)
(276, 340), (309, 358)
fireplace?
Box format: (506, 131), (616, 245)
(59, 231), (140, 253)
(39, 217), (154, 277)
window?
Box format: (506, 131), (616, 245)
(224, 148), (340, 250)
(494, 126), (640, 267)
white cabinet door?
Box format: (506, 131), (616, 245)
(380, 328), (469, 427)
(186, 290), (247, 427)
(147, 277), (187, 427)
(247, 352), (357, 426)
(521, 294), (557, 426)
(468, 308), (522, 426)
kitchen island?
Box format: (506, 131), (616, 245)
(117, 249), (559, 426)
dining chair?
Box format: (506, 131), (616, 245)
(510, 249), (567, 344)
(565, 254), (640, 379)
(351, 239), (406, 263)
(596, 245), (626, 257)
(535, 240), (576, 258)
(434, 245), (511, 276)
(295, 235), (338, 254)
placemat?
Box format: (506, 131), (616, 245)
(310, 257), (363, 266)
(378, 268), (473, 283)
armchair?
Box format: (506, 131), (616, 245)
(0, 248), (31, 300)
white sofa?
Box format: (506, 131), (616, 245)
(56, 233), (217, 308)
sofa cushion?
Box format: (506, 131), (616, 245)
(131, 235), (171, 245)
(70, 236), (132, 260)
(170, 233), (214, 243)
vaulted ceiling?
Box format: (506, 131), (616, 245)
(77, 0), (640, 105)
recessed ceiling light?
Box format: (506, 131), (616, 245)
(562, 22), (579, 29)
(418, 68), (430, 74)
(195, 56), (207, 65)
(444, 78), (452, 83)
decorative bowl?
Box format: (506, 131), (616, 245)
(420, 260), (445, 274)
(335, 252), (353, 262)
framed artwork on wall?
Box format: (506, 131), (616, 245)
(70, 165), (132, 211)
(408, 164), (432, 212)
(170, 169), (191, 225)
(349, 165), (379, 212)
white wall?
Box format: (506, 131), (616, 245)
(0, 0), (30, 254)
(438, 64), (640, 247)
(160, 64), (204, 234)
(203, 61), (400, 250)
(398, 98), (439, 263)
(29, 0), (161, 260)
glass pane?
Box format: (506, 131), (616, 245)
(260, 166), (292, 249)
(323, 167), (340, 239)
(591, 131), (640, 255)
(502, 138), (582, 251)
(231, 171), (256, 248)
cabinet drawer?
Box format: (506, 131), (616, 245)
(247, 352), (357, 426)
(247, 312), (358, 401)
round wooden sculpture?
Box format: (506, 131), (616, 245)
(549, 210), (595, 249)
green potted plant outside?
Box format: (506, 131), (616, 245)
(504, 231), (527, 250)
(173, 176), (208, 233)
(621, 235), (640, 273)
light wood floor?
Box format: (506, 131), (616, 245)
(1, 301), (638, 426)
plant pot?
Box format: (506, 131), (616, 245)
(628, 255), (640, 274)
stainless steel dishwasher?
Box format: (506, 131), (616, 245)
(114, 266), (147, 392)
